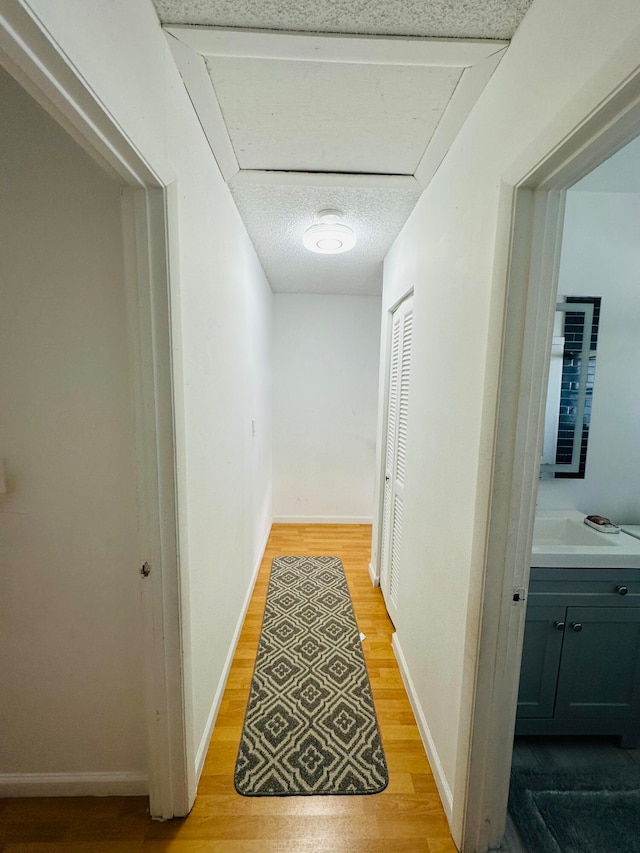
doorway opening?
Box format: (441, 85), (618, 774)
(462, 63), (640, 853)
(505, 131), (640, 851)
(0, 10), (189, 818)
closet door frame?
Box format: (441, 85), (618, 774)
(379, 293), (414, 624)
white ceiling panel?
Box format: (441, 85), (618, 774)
(206, 57), (462, 174)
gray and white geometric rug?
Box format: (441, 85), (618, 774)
(234, 556), (389, 796)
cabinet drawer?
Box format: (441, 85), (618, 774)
(528, 568), (640, 606)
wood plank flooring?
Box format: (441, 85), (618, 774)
(0, 524), (457, 852)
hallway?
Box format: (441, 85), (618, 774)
(0, 525), (456, 852)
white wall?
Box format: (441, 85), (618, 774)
(537, 190), (640, 523)
(0, 66), (145, 785)
(273, 294), (381, 523)
(12, 0), (273, 787)
(376, 0), (640, 836)
(163, 51), (273, 768)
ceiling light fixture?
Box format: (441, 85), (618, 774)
(303, 210), (356, 254)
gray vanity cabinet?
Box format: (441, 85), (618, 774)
(517, 605), (566, 718)
(516, 568), (640, 746)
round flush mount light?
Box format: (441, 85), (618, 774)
(303, 209), (356, 254)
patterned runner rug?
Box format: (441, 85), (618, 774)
(234, 555), (388, 796)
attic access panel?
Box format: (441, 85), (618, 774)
(204, 56), (462, 174)
(164, 27), (508, 186)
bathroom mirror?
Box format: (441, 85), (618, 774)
(540, 298), (600, 478)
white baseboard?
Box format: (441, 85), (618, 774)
(0, 771), (147, 797)
(193, 521), (272, 783)
(391, 632), (454, 824)
(368, 560), (380, 587)
(272, 515), (373, 524)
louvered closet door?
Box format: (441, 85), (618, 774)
(380, 295), (413, 626)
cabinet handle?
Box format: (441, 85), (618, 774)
(616, 585), (629, 596)
(571, 622), (583, 632)
(554, 620), (565, 631)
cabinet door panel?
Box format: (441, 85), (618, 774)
(517, 606), (566, 718)
(555, 607), (640, 720)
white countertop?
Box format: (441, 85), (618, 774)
(532, 510), (640, 568)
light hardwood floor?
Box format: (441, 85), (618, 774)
(0, 524), (457, 852)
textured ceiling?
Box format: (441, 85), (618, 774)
(230, 179), (422, 295)
(155, 0), (533, 40)
(155, 1), (532, 294)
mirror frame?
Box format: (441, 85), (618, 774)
(540, 301), (595, 477)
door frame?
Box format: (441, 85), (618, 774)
(459, 54), (640, 853)
(0, 1), (191, 818)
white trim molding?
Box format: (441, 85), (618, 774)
(391, 633), (454, 823)
(230, 170), (421, 192)
(165, 32), (240, 182)
(121, 187), (190, 819)
(0, 772), (148, 798)
(272, 515), (373, 525)
(414, 48), (506, 189)
(165, 26), (506, 67)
